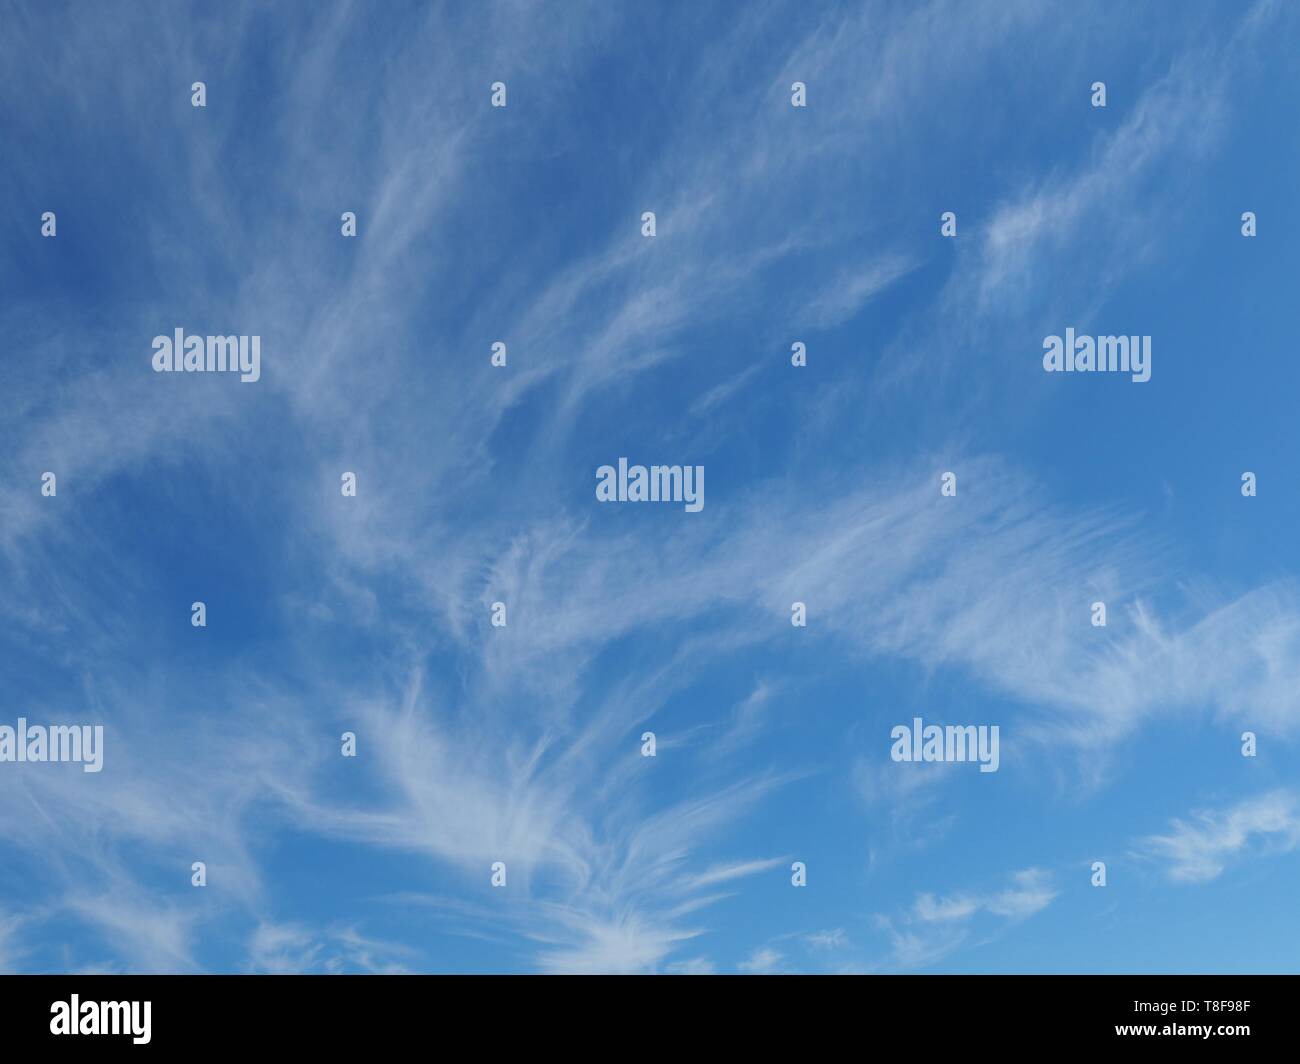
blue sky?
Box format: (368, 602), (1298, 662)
(2, 0), (1299, 974)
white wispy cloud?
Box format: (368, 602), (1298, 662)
(737, 946), (784, 975)
(876, 868), (1057, 970)
(247, 922), (414, 974)
(805, 928), (849, 951)
(666, 956), (716, 975)
(678, 857), (788, 894)
(914, 868), (1057, 924)
(65, 891), (199, 974)
(799, 255), (918, 329)
(1137, 790), (1300, 883)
